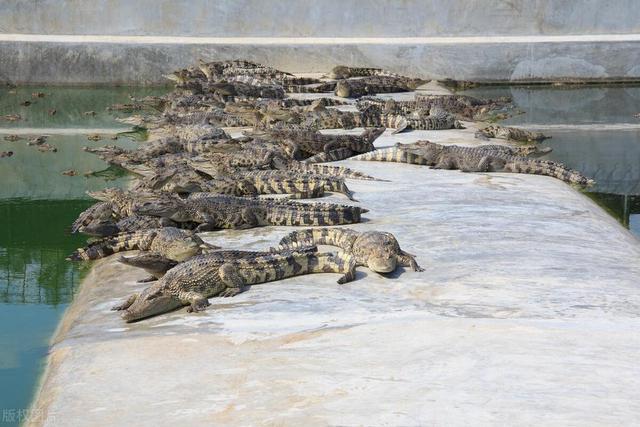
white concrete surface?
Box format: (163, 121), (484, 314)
(28, 121), (640, 425)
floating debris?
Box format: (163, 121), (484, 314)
(27, 136), (48, 146)
(634, 112), (640, 118)
(37, 143), (57, 153)
(83, 111), (97, 116)
(62, 169), (78, 176)
(32, 92), (46, 98)
(3, 134), (22, 142)
(48, 109), (57, 116)
(20, 100), (32, 107)
(0, 151), (14, 158)
(87, 134), (103, 141)
(110, 135), (118, 140)
(2, 114), (22, 121)
(107, 103), (143, 113)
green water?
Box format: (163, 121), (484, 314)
(463, 85), (640, 237)
(0, 86), (166, 425)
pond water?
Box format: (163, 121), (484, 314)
(463, 85), (640, 236)
(0, 84), (638, 424)
(0, 86), (166, 425)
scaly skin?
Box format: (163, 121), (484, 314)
(258, 127), (384, 159)
(113, 248), (357, 322)
(325, 66), (405, 79)
(414, 94), (514, 121)
(353, 141), (594, 186)
(235, 169), (357, 200)
(118, 241), (324, 281)
(334, 76), (426, 98)
(279, 160), (384, 181)
(476, 125), (550, 142)
(277, 228), (423, 274)
(133, 194), (368, 231)
(68, 227), (213, 261)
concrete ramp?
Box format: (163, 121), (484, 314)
(29, 128), (640, 426)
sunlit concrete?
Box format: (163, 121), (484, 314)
(28, 87), (640, 425)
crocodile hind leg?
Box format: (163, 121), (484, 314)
(217, 263), (247, 297)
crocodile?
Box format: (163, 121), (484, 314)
(277, 228), (423, 274)
(325, 66), (404, 79)
(253, 127), (384, 160)
(475, 125), (550, 143)
(68, 227), (214, 262)
(113, 248), (357, 322)
(133, 193), (368, 231)
(232, 169), (357, 200)
(334, 76), (427, 98)
(118, 247), (296, 282)
(413, 94), (514, 121)
(352, 141), (594, 186)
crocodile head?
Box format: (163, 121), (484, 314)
(334, 80), (352, 98)
(121, 285), (183, 322)
(119, 254), (178, 276)
(133, 198), (189, 222)
(163, 236), (206, 262)
(353, 231), (404, 273)
(324, 65), (350, 79)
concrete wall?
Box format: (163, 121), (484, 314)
(0, 0), (639, 84)
(2, 0), (640, 37)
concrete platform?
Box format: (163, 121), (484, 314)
(28, 122), (640, 425)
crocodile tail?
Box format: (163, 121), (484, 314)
(286, 162), (383, 181)
(507, 159), (595, 186)
(278, 228), (358, 251)
(321, 178), (357, 201)
(260, 178), (326, 199)
(67, 230), (157, 261)
(303, 148), (355, 163)
(267, 205), (364, 226)
(351, 147), (406, 162)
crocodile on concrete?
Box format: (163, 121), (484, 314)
(352, 141), (594, 186)
(277, 227), (423, 274)
(132, 193), (368, 231)
(113, 248), (357, 322)
(475, 124), (550, 142)
(67, 227), (214, 263)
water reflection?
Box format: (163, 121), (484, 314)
(0, 85), (167, 423)
(0, 199), (93, 304)
(463, 85), (640, 236)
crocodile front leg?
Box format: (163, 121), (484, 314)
(112, 293), (138, 311)
(398, 251), (424, 272)
(180, 291), (211, 312)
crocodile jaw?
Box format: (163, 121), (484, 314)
(121, 289), (183, 322)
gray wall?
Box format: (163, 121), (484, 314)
(0, 0), (638, 84)
(2, 0), (640, 37)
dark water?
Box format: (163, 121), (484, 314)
(463, 85), (640, 237)
(0, 86), (165, 425)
